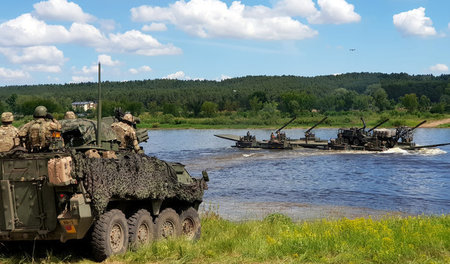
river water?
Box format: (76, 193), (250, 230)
(141, 128), (449, 220)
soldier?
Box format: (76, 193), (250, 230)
(111, 113), (141, 153)
(64, 111), (77, 119)
(18, 106), (62, 152)
(0, 112), (19, 152)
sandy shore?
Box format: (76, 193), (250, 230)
(421, 118), (450, 128)
(200, 200), (406, 221)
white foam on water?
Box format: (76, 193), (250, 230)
(382, 147), (410, 155)
(415, 148), (447, 156)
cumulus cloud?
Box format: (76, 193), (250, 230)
(0, 13), (181, 56)
(164, 71), (186, 80)
(0, 14), (71, 46)
(274, 0), (318, 18)
(429, 63), (449, 73)
(98, 54), (120, 66)
(0, 46), (65, 72)
(33, 0), (95, 23)
(131, 0), (318, 40)
(393, 7), (437, 37)
(308, 0), (361, 24)
(129, 65), (152, 74)
(0, 67), (30, 79)
(80, 65), (98, 75)
(101, 30), (182, 55)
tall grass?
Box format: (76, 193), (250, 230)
(117, 213), (450, 264)
(0, 214), (448, 263)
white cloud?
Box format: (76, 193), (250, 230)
(142, 23), (168, 32)
(429, 63), (449, 73)
(24, 65), (61, 73)
(0, 46), (65, 73)
(98, 54), (120, 66)
(0, 14), (71, 46)
(164, 71), (186, 80)
(274, 0), (318, 18)
(131, 0), (318, 40)
(1, 46), (64, 65)
(81, 65), (98, 75)
(220, 74), (231, 81)
(0, 14), (180, 56)
(129, 65), (152, 74)
(393, 7), (436, 37)
(71, 76), (94, 83)
(101, 30), (182, 56)
(33, 0), (95, 23)
(308, 0), (360, 24)
(0, 67), (29, 79)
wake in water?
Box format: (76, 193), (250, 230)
(381, 147), (447, 156)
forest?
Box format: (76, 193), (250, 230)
(0, 73), (449, 125)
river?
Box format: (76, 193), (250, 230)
(141, 128), (450, 220)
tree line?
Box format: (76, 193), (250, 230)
(0, 72), (449, 118)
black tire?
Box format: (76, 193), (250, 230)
(180, 207), (201, 240)
(91, 209), (129, 262)
(154, 208), (182, 239)
(128, 209), (154, 248)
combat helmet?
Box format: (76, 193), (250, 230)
(33, 106), (48, 118)
(123, 113), (134, 123)
(1, 112), (14, 123)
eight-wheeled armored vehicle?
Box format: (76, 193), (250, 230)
(0, 65), (208, 262)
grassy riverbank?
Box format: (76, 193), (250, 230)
(137, 111), (450, 129)
(2, 213), (448, 263)
(115, 214), (449, 264)
(11, 111), (450, 129)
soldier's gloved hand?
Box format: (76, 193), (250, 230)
(46, 113), (54, 120)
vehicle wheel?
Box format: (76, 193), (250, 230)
(155, 208), (182, 239)
(91, 209), (129, 262)
(180, 207), (201, 240)
(128, 209), (154, 248)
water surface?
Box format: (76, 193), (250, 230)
(141, 128), (449, 219)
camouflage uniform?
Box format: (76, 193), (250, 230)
(111, 113), (140, 152)
(18, 106), (62, 151)
(0, 112), (19, 152)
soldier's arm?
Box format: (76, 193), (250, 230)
(129, 130), (140, 152)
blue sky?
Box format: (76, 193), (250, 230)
(0, 0), (449, 86)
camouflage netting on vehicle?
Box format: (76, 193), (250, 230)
(71, 152), (206, 215)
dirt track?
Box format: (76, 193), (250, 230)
(421, 118), (450, 128)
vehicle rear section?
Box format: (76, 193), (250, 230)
(0, 156), (58, 240)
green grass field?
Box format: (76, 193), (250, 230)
(2, 213), (447, 263)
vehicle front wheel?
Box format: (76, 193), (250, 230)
(128, 209), (154, 248)
(155, 208), (181, 239)
(91, 209), (129, 262)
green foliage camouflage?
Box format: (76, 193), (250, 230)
(72, 152), (206, 216)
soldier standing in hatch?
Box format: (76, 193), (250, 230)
(111, 113), (141, 153)
(18, 106), (61, 152)
(64, 111), (77, 119)
(0, 112), (19, 152)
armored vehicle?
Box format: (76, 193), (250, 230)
(0, 65), (208, 261)
(215, 117), (298, 149)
